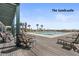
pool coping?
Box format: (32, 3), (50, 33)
(26, 32), (75, 38)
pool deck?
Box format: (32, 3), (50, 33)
(0, 32), (79, 56)
(27, 32), (79, 56)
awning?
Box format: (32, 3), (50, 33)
(0, 3), (17, 26)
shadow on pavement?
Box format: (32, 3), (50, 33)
(1, 45), (31, 53)
(1, 47), (19, 53)
(0, 45), (16, 49)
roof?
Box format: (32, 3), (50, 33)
(0, 21), (5, 27)
(0, 3), (18, 26)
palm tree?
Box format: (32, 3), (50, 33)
(28, 24), (31, 31)
(22, 23), (25, 32)
(36, 24), (39, 31)
(20, 23), (23, 29)
(25, 22), (27, 28)
(40, 24), (43, 31)
(25, 22), (27, 32)
(20, 23), (24, 32)
(22, 23), (24, 29)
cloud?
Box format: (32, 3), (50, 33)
(54, 12), (79, 23)
(55, 14), (68, 22)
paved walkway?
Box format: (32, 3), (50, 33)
(0, 32), (79, 56)
(0, 37), (35, 56)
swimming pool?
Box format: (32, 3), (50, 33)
(35, 31), (66, 36)
(27, 31), (71, 38)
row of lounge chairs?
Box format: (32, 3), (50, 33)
(0, 30), (35, 49)
(57, 33), (79, 53)
(17, 32), (35, 48)
(0, 31), (14, 43)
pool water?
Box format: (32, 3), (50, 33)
(35, 31), (65, 35)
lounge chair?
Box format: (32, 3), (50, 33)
(17, 32), (35, 48)
(57, 33), (79, 51)
(0, 32), (6, 42)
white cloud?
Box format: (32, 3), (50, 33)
(54, 12), (79, 23)
(55, 14), (68, 22)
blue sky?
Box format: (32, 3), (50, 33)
(20, 3), (79, 29)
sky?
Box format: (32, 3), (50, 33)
(20, 3), (79, 29)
